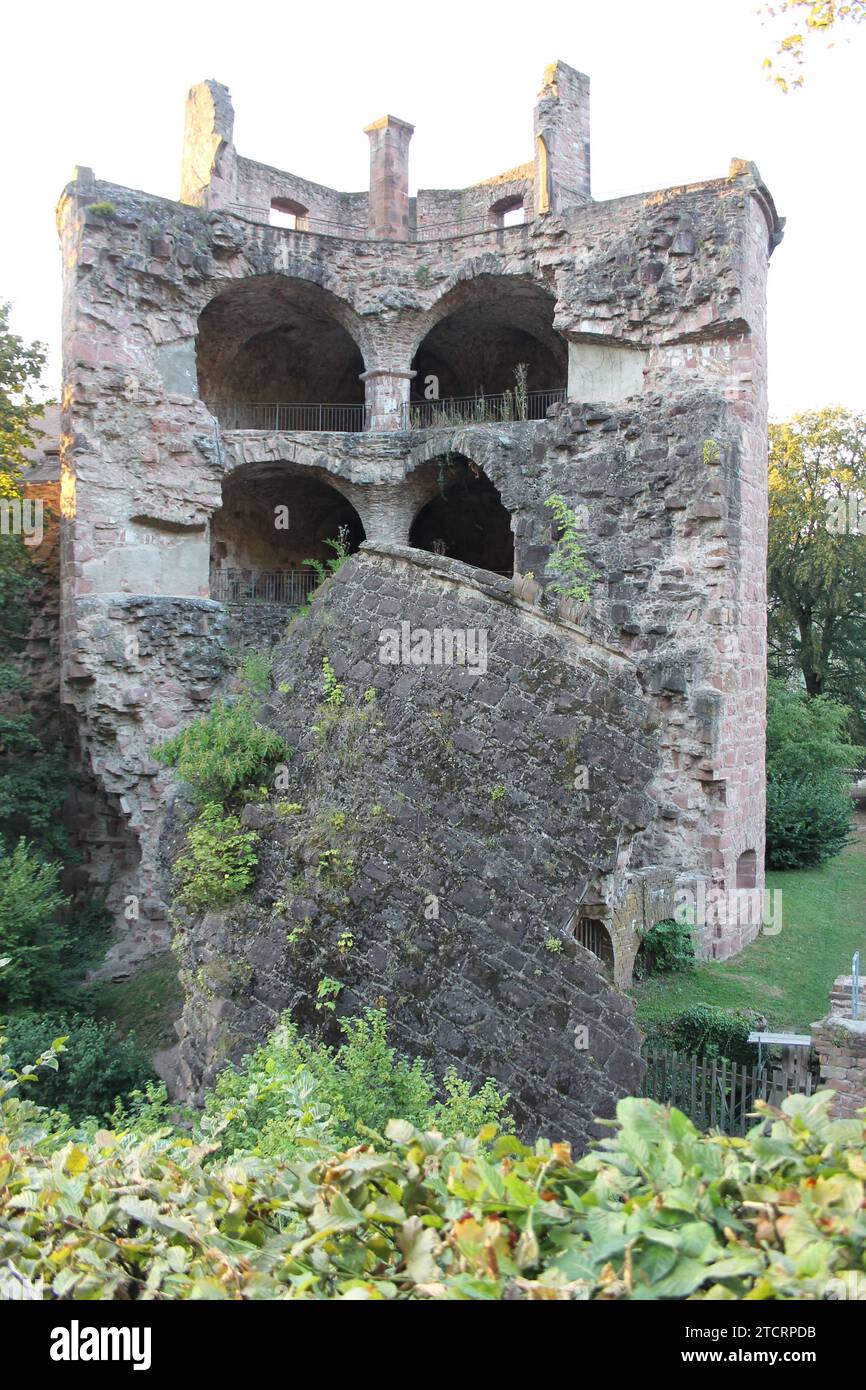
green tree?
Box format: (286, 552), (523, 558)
(761, 1), (866, 90)
(768, 408), (866, 735)
(0, 839), (69, 1009)
(0, 300), (47, 497)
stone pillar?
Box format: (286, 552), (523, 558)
(534, 61), (591, 210)
(811, 975), (866, 1119)
(337, 477), (439, 548)
(180, 79), (237, 210)
(361, 368), (416, 431)
(364, 115), (414, 240)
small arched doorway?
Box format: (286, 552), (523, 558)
(409, 456), (514, 575)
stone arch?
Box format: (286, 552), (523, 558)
(209, 459), (365, 602)
(196, 274), (369, 423)
(407, 271), (566, 407)
(408, 453), (514, 575)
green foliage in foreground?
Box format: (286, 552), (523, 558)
(2, 1063), (864, 1299)
(153, 699), (289, 807)
(203, 1009), (512, 1156)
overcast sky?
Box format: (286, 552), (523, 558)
(3, 0), (863, 419)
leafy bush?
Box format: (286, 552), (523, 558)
(2, 1063), (865, 1299)
(652, 1004), (756, 1064)
(0, 840), (69, 1008)
(765, 773), (853, 868)
(633, 918), (695, 978)
(174, 802), (259, 911)
(766, 678), (862, 782)
(1, 1012), (154, 1122)
(203, 1008), (511, 1157)
(153, 699), (289, 806)
(763, 679), (859, 868)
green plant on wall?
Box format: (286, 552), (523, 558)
(543, 494), (598, 602)
(174, 803), (259, 912)
(153, 700), (289, 806)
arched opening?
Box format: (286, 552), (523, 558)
(488, 195), (527, 229)
(736, 849), (757, 890)
(197, 275), (366, 432)
(573, 916), (615, 976)
(409, 456), (514, 575)
(269, 197), (309, 230)
(408, 275), (566, 426)
(209, 464), (364, 604)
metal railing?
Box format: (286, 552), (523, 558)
(226, 203), (531, 242)
(414, 215), (528, 240)
(210, 568), (320, 606)
(401, 388), (565, 430)
(228, 204), (368, 238)
(207, 401), (366, 433)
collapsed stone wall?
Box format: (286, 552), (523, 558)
(172, 545), (651, 1142)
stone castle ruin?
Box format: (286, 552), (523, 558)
(48, 62), (782, 1138)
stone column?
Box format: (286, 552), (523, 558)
(811, 974), (866, 1118)
(361, 368), (416, 432)
(364, 115), (414, 240)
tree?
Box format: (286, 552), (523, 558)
(0, 300), (47, 497)
(761, 1), (866, 90)
(768, 408), (866, 737)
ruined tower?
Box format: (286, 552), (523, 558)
(55, 64), (782, 1130)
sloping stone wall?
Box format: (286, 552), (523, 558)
(172, 545), (652, 1142)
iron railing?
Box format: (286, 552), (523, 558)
(401, 388), (565, 430)
(228, 205), (368, 238)
(414, 215), (528, 240)
(207, 401), (366, 433)
(210, 568), (320, 606)
(226, 203), (531, 242)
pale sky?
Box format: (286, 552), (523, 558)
(3, 0), (863, 419)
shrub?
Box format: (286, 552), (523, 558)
(153, 699), (289, 806)
(174, 803), (259, 911)
(203, 1007), (511, 1157)
(633, 918), (695, 978)
(765, 773), (853, 868)
(766, 678), (862, 783)
(1, 1012), (154, 1122)
(0, 839), (69, 1009)
(543, 494), (598, 602)
(653, 1004), (756, 1064)
(234, 649), (273, 699)
(2, 1074), (865, 1299)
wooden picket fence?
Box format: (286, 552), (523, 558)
(641, 1045), (814, 1136)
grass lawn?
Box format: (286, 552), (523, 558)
(88, 952), (183, 1056)
(632, 823), (866, 1036)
